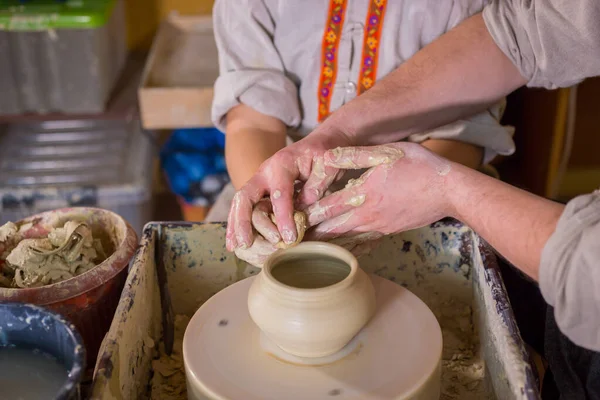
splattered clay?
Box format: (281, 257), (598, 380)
(96, 223), (532, 399)
(156, 231), (485, 399)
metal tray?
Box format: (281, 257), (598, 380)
(90, 221), (540, 399)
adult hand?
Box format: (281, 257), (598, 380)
(305, 143), (454, 241)
(226, 133), (349, 251)
(234, 197), (381, 267)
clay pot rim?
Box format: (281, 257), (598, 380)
(262, 241), (358, 297)
(0, 207), (138, 303)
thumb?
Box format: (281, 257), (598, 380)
(324, 145), (404, 169)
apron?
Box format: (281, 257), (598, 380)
(542, 307), (600, 400)
(500, 260), (600, 400)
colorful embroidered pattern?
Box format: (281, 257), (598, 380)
(317, 0), (387, 121)
(358, 0), (387, 94)
(317, 0), (347, 122)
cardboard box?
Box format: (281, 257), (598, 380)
(139, 14), (218, 129)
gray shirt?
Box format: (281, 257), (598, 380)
(539, 191), (600, 351)
(484, 0), (600, 351)
(212, 0), (515, 163)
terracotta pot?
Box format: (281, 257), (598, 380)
(0, 207), (138, 369)
(247, 242), (376, 358)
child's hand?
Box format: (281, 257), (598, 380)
(226, 132), (348, 251)
(233, 198), (381, 267)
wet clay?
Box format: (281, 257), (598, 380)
(0, 221), (106, 288)
(0, 222), (17, 243)
(150, 315), (190, 400)
(234, 211), (307, 268)
(270, 211), (307, 249)
(185, 274), (441, 400)
(248, 243), (377, 359)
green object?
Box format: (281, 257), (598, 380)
(0, 0), (117, 30)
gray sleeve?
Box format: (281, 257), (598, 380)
(211, 0), (301, 131)
(539, 190), (600, 351)
(482, 0), (600, 89)
(407, 99), (515, 164)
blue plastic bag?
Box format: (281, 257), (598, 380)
(160, 128), (230, 203)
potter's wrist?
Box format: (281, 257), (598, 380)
(309, 112), (358, 149)
(307, 127), (355, 151)
(444, 163), (478, 221)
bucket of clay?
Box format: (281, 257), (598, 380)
(0, 302), (86, 400)
(0, 207), (138, 369)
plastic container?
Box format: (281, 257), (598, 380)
(0, 302), (86, 400)
(0, 118), (154, 236)
(0, 207), (138, 368)
(0, 0), (127, 115)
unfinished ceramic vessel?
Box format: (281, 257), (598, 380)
(247, 241), (376, 358)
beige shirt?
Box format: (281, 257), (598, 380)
(212, 0), (515, 164)
(484, 0), (600, 351)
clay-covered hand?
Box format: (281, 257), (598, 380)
(234, 199), (379, 268)
(226, 135), (347, 252)
(233, 235), (277, 269)
(305, 143), (453, 241)
(234, 199), (307, 268)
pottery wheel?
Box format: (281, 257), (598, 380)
(183, 275), (443, 400)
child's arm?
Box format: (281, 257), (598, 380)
(225, 104), (288, 190)
(421, 139), (483, 169)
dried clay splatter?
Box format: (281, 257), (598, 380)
(0, 221), (105, 288)
(150, 315), (190, 400)
(437, 299), (486, 399)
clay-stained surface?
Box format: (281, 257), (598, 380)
(357, 223), (485, 399)
(473, 244), (539, 399)
(93, 229), (161, 400)
(90, 221), (539, 400)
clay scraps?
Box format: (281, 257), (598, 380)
(150, 315), (190, 400)
(0, 221), (106, 288)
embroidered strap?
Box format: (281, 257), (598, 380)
(358, 0), (387, 94)
(318, 0), (387, 122)
(318, 0), (348, 122)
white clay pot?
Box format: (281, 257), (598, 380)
(247, 241), (376, 358)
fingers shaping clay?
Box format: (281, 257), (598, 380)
(270, 211), (307, 249)
(233, 211), (308, 268)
